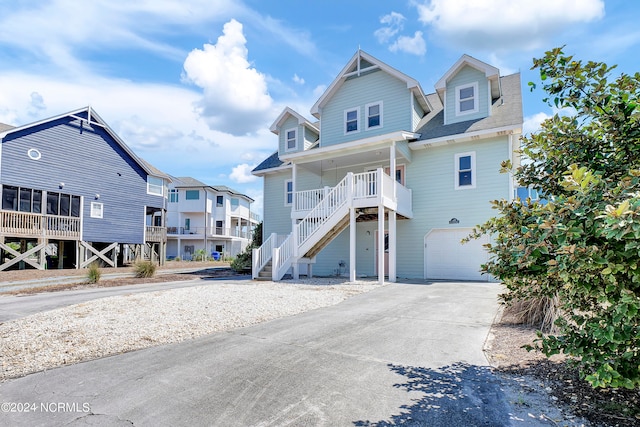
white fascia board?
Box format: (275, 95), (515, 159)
(280, 131), (420, 163)
(251, 163), (292, 177)
(410, 124), (522, 150)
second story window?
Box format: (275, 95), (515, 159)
(185, 190), (199, 200)
(216, 195), (223, 207)
(231, 198), (239, 209)
(456, 82), (479, 116)
(455, 152), (476, 190)
(365, 102), (382, 130)
(345, 108), (359, 134)
(285, 128), (297, 151)
(147, 176), (164, 196)
(285, 180), (293, 206)
(169, 189), (178, 203)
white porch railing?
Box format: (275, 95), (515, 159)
(294, 188), (326, 212)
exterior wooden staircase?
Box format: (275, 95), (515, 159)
(252, 168), (412, 281)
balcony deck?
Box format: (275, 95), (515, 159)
(292, 169), (413, 220)
(0, 210), (81, 239)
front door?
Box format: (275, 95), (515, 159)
(374, 230), (389, 276)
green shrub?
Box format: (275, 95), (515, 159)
(471, 47), (640, 389)
(87, 262), (101, 284)
(135, 261), (157, 278)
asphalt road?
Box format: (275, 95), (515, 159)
(0, 281), (566, 426)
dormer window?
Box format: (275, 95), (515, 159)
(285, 128), (297, 152)
(365, 102), (383, 130)
(455, 82), (479, 116)
(345, 108), (359, 134)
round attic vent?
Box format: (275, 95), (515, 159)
(27, 148), (41, 160)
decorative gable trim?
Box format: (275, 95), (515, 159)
(310, 50), (431, 119)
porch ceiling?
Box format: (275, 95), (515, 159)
(294, 144), (411, 175)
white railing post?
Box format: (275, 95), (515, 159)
(252, 248), (259, 279)
(377, 168), (383, 203)
(272, 247), (280, 281)
(347, 172), (353, 206)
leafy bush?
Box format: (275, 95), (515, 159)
(135, 261), (157, 278)
(87, 262), (101, 284)
(193, 249), (207, 262)
(471, 47), (640, 389)
(231, 222), (262, 273)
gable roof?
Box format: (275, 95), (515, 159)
(0, 106), (171, 181)
(413, 72), (522, 146)
(270, 107), (319, 134)
(310, 49), (432, 119)
(434, 54), (501, 102)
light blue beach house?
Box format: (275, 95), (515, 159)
(252, 51), (523, 283)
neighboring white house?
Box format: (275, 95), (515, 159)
(166, 177), (259, 260)
(252, 50), (523, 282)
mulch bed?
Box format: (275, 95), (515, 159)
(489, 323), (640, 427)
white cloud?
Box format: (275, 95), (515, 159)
(389, 31), (426, 56)
(293, 74), (305, 85)
(523, 112), (550, 136)
(229, 163), (258, 183)
(414, 0), (605, 50)
(182, 19), (275, 136)
(374, 12), (406, 43)
(0, 0), (242, 71)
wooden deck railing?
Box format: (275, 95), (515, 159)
(146, 226), (167, 242)
(0, 210), (80, 239)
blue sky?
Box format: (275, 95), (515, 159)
(0, 0), (637, 216)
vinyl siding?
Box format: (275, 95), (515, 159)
(303, 127), (319, 150)
(445, 66), (489, 125)
(321, 69), (412, 147)
(262, 170), (293, 238)
(1, 116), (164, 244)
(412, 94), (425, 131)
(310, 136), (511, 278)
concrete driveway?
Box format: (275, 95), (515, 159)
(0, 280), (534, 426)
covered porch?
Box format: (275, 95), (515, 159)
(277, 131), (417, 284)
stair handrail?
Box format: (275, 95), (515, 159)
(252, 232), (277, 279)
(295, 173), (351, 249)
(272, 234), (294, 280)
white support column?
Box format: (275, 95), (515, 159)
(349, 207), (356, 282)
(292, 163), (297, 211)
(390, 141), (397, 200)
(389, 210), (396, 283)
(377, 204), (385, 285)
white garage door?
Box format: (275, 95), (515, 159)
(425, 228), (489, 281)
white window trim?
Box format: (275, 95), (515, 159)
(365, 101), (383, 130)
(344, 107), (360, 135)
(284, 127), (298, 152)
(455, 82), (479, 116)
(147, 176), (164, 196)
(284, 179), (293, 206)
(454, 151), (476, 190)
(90, 202), (103, 218)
